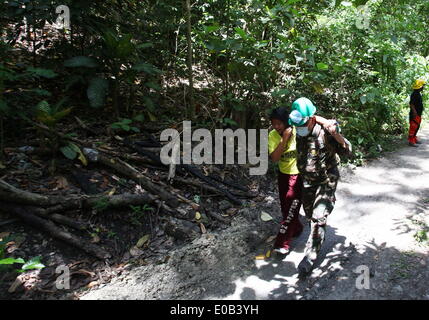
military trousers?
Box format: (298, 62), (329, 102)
(301, 167), (339, 261)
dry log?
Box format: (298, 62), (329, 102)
(0, 179), (161, 211)
(1, 203), (111, 259)
(32, 208), (87, 230)
(207, 174), (249, 192)
(163, 174), (256, 199)
(0, 179), (74, 208)
(121, 141), (246, 204)
(82, 149), (179, 208)
(95, 148), (160, 167)
(179, 164), (242, 205)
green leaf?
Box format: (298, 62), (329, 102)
(60, 145), (77, 160)
(120, 118), (132, 125)
(254, 41), (269, 49)
(234, 27), (247, 39)
(116, 34), (134, 59)
(64, 56), (98, 68)
(203, 24), (220, 33)
(133, 114), (145, 122)
(223, 118), (238, 127)
(147, 111), (157, 122)
(68, 143), (87, 166)
(87, 77), (109, 108)
(67, 143), (80, 153)
(0, 258), (25, 265)
(26, 67), (57, 78)
(333, 65), (343, 72)
(316, 63), (329, 70)
(37, 100), (51, 114)
(21, 256), (45, 271)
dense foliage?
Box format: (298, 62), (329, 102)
(1, 0), (429, 163)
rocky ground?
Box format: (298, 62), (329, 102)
(78, 128), (429, 301)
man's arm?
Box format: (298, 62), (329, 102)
(315, 116), (348, 148)
(315, 115), (335, 128)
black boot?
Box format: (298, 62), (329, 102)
(298, 256), (314, 275)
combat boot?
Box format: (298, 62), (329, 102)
(298, 222), (325, 275)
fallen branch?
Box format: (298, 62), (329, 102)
(81, 149), (179, 208)
(0, 179), (162, 211)
(1, 203), (111, 260)
(163, 174), (256, 200)
(121, 140), (247, 204)
(180, 164), (242, 205)
(32, 208), (87, 230)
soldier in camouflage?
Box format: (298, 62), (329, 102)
(288, 97), (352, 275)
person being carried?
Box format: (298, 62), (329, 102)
(287, 97), (352, 274)
(408, 79), (425, 147)
(268, 106), (337, 255)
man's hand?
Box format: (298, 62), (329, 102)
(324, 120), (339, 136)
(323, 120), (348, 149)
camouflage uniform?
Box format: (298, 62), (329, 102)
(296, 123), (343, 265)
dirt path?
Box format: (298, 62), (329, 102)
(79, 127), (429, 300)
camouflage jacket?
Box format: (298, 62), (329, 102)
(296, 123), (344, 187)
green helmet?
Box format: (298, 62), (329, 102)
(288, 97), (317, 126)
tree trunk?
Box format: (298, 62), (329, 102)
(185, 0), (194, 119)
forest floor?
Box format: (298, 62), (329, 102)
(79, 127), (429, 300)
(1, 126), (428, 300)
